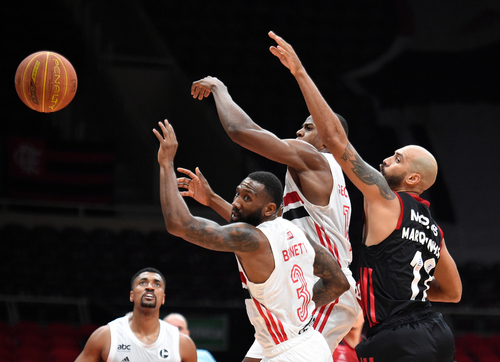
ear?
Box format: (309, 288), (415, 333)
(263, 202), (278, 217)
(161, 293), (165, 305)
(406, 173), (421, 186)
(130, 290), (134, 303)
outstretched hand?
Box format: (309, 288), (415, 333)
(153, 119), (178, 166)
(176, 167), (214, 206)
(268, 31), (304, 76)
(191, 76), (226, 100)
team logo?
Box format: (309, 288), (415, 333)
(117, 344), (131, 351)
(159, 349), (170, 359)
(287, 231), (294, 240)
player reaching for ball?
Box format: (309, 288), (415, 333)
(154, 119), (349, 362)
(266, 31), (462, 361)
(187, 58), (360, 362)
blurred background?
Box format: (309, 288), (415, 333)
(1, 1), (500, 361)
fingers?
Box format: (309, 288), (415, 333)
(177, 167), (196, 178)
(153, 120), (176, 143)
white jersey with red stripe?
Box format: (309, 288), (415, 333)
(237, 217), (324, 358)
(283, 152), (351, 269)
(281, 152), (360, 353)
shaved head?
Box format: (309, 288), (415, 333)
(400, 145), (438, 192)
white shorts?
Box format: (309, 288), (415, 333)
(246, 274), (360, 357)
(261, 329), (332, 362)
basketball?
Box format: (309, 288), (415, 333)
(14, 51), (78, 113)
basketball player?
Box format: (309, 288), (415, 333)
(74, 267), (197, 362)
(164, 313), (217, 362)
(267, 31), (462, 361)
(153, 119), (349, 362)
(188, 77), (360, 361)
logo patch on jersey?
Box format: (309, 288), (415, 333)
(286, 231), (294, 240)
(117, 344), (131, 351)
(120, 357), (130, 362)
(159, 349), (170, 359)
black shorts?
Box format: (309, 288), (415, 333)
(355, 311), (456, 362)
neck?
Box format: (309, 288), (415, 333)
(129, 309), (161, 339)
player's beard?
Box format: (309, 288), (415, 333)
(381, 166), (406, 190)
(231, 208), (263, 227)
(140, 294), (157, 308)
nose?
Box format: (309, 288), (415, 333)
(296, 128), (304, 138)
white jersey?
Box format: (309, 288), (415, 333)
(107, 315), (181, 362)
(283, 152), (352, 269)
(237, 217), (323, 358)
(281, 152), (360, 353)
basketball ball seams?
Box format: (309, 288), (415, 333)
(15, 50), (77, 113)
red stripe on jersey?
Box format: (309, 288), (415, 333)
(314, 223), (342, 268)
(360, 267), (378, 327)
(253, 298), (288, 344)
(395, 192), (404, 229)
(239, 271), (247, 285)
(283, 191), (303, 207)
(318, 299), (338, 332)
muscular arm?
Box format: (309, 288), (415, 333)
(427, 239), (462, 303)
(191, 77), (320, 172)
(268, 31), (400, 244)
(154, 121), (275, 283)
(310, 239), (349, 307)
(74, 326), (109, 362)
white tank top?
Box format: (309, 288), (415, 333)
(107, 315), (181, 362)
(283, 152), (352, 269)
(237, 218), (317, 355)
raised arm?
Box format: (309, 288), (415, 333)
(154, 120), (261, 252)
(268, 32), (396, 205)
(268, 32), (401, 244)
(191, 76), (320, 172)
(310, 239), (349, 307)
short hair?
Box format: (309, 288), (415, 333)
(247, 171), (283, 209)
(130, 267), (166, 290)
(335, 113), (349, 137)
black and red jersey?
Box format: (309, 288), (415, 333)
(357, 192), (443, 329)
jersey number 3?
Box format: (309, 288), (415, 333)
(291, 265), (311, 322)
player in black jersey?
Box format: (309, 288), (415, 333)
(267, 32), (462, 362)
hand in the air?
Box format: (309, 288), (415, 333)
(176, 167), (214, 206)
(191, 76), (226, 100)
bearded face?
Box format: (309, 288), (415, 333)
(381, 163), (406, 190)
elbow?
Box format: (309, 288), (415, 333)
(225, 125), (245, 143)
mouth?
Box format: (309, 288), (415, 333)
(142, 292), (155, 301)
(231, 209), (240, 222)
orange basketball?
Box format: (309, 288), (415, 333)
(14, 51), (78, 113)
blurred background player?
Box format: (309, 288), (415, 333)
(332, 312), (364, 362)
(164, 312), (217, 362)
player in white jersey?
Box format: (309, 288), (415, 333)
(282, 153), (359, 350)
(187, 74), (360, 360)
(154, 120), (349, 362)
(75, 268), (197, 362)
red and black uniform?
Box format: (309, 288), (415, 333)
(355, 192), (456, 362)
